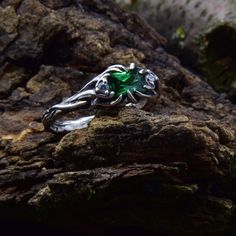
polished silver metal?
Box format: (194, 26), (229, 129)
(42, 63), (159, 133)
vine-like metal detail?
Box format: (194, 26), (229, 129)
(42, 63), (159, 133)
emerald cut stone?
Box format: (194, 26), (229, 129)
(108, 69), (146, 97)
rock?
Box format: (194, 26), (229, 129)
(54, 108), (235, 179)
(28, 164), (233, 235)
(0, 63), (28, 98)
(0, 6), (19, 52)
(0, 0), (235, 235)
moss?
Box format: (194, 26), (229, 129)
(176, 27), (186, 40)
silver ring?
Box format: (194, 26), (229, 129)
(42, 63), (160, 133)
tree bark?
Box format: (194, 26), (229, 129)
(0, 0), (236, 235)
(118, 0), (236, 103)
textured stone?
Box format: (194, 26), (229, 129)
(0, 0), (235, 235)
(0, 6), (19, 52)
(0, 64), (28, 98)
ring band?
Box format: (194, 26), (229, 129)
(42, 63), (159, 133)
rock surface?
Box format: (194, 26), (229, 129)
(0, 0), (236, 235)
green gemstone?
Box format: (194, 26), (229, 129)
(108, 69), (146, 97)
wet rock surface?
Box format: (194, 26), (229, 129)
(0, 0), (236, 235)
